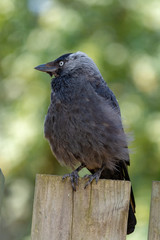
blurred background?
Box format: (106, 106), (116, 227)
(0, 0), (160, 239)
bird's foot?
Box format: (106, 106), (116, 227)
(84, 172), (100, 189)
(62, 170), (79, 191)
(83, 167), (104, 189)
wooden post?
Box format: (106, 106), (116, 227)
(0, 169), (5, 214)
(148, 181), (160, 240)
(31, 175), (131, 240)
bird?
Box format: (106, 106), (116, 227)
(35, 51), (136, 234)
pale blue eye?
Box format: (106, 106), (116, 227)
(59, 61), (64, 67)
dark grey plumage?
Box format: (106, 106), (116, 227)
(35, 51), (136, 234)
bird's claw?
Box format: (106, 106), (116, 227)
(62, 170), (79, 191)
(83, 172), (100, 189)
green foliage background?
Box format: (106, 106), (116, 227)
(0, 0), (160, 239)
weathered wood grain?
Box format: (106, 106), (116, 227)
(31, 175), (131, 240)
(148, 181), (160, 240)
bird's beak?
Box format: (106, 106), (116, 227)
(34, 62), (57, 77)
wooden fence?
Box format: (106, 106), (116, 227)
(0, 168), (160, 240)
(0, 171), (160, 239)
(31, 175), (130, 240)
(31, 175), (160, 240)
(148, 181), (160, 240)
(0, 169), (5, 213)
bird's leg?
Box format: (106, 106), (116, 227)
(62, 164), (85, 191)
(84, 165), (105, 189)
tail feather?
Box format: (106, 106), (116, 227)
(121, 161), (136, 213)
(120, 161), (137, 234)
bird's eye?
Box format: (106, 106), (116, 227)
(59, 61), (64, 67)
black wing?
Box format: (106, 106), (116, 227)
(89, 76), (130, 165)
(89, 76), (120, 112)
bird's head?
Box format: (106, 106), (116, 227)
(34, 51), (101, 78)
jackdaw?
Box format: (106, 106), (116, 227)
(35, 51), (136, 234)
